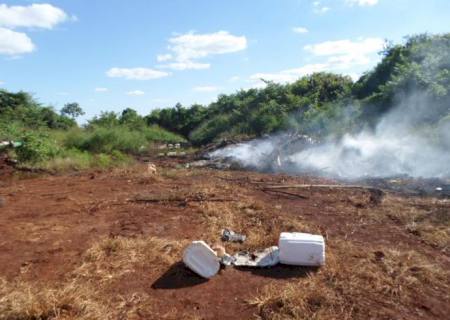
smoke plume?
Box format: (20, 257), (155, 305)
(210, 92), (450, 179)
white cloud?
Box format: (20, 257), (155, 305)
(345, 0), (379, 6)
(229, 76), (240, 82)
(0, 3), (68, 29)
(248, 37), (383, 87)
(107, 67), (170, 80)
(293, 27), (309, 34)
(163, 61), (210, 71)
(156, 53), (172, 62)
(126, 90), (145, 96)
(250, 63), (329, 84)
(0, 27), (35, 55)
(193, 86), (219, 92)
(95, 87), (108, 92)
(158, 31), (247, 70)
(313, 1), (330, 14)
(0, 81), (5, 85)
(304, 37), (384, 68)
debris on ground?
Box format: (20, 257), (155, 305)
(221, 228), (246, 243)
(279, 232), (325, 266)
(0, 141), (22, 151)
(183, 230), (326, 278)
(183, 241), (220, 279)
(146, 163), (157, 175)
(220, 253), (236, 266)
(233, 246), (280, 267)
(212, 244), (226, 257)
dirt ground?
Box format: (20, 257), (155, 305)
(0, 158), (449, 319)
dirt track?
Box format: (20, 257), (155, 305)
(0, 160), (449, 319)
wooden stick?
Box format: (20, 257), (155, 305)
(262, 184), (382, 192)
(261, 188), (309, 199)
(130, 196), (236, 203)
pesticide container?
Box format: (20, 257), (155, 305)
(279, 232), (325, 266)
(183, 241), (220, 278)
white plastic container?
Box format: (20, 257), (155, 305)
(183, 241), (220, 278)
(278, 232), (325, 266)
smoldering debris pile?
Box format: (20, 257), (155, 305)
(208, 92), (450, 183)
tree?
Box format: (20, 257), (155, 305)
(61, 102), (85, 119)
(119, 108), (145, 127)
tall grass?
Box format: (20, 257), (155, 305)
(61, 125), (184, 154)
(1, 122), (185, 171)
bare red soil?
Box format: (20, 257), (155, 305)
(0, 159), (449, 319)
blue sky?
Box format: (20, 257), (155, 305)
(1, 0), (449, 122)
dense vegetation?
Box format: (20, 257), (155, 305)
(0, 92), (184, 170)
(148, 33), (450, 145)
(1, 33), (449, 170)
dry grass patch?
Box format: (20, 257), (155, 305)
(75, 236), (186, 283)
(198, 195), (316, 252)
(0, 236), (187, 320)
(249, 240), (450, 320)
(0, 279), (108, 320)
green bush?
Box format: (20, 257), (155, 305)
(15, 131), (60, 163)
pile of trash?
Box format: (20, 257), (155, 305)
(183, 228), (326, 279)
(0, 141), (22, 152)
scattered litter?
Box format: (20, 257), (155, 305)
(212, 244), (226, 257)
(233, 246), (280, 267)
(0, 140), (22, 151)
(436, 187), (443, 191)
(279, 232), (325, 266)
(183, 241), (220, 279)
(220, 253), (236, 266)
(221, 228), (246, 243)
(183, 231), (325, 279)
(175, 143), (181, 149)
(146, 163), (157, 175)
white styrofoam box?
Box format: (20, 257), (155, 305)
(183, 241), (220, 278)
(278, 232), (325, 266)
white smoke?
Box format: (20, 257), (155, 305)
(210, 92), (450, 179)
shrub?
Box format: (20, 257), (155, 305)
(15, 131), (60, 163)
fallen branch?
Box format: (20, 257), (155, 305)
(130, 195), (237, 203)
(262, 184), (384, 204)
(263, 184), (379, 190)
(261, 188), (309, 199)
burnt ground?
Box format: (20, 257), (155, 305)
(0, 158), (449, 319)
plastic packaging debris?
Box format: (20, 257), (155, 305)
(146, 163), (157, 175)
(220, 253), (236, 266)
(183, 241), (220, 278)
(0, 141), (22, 150)
(279, 232), (325, 266)
(212, 244), (226, 257)
(221, 228), (246, 243)
(233, 246), (280, 267)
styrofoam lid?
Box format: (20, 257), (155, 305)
(279, 232), (324, 242)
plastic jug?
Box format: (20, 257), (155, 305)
(278, 232), (325, 266)
(183, 241), (220, 278)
